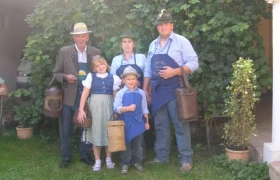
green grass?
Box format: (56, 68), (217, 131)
(0, 136), (233, 180)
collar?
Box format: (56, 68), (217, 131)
(123, 85), (139, 92)
(122, 53), (135, 60)
(155, 31), (174, 45)
(74, 44), (87, 54)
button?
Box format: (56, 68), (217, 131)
(103, 86), (105, 88)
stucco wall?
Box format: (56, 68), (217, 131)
(0, 0), (37, 91)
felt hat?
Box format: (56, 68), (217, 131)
(119, 31), (135, 40)
(154, 9), (173, 25)
(70, 22), (92, 35)
(120, 66), (140, 78)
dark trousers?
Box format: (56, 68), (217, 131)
(61, 105), (92, 161)
(120, 134), (143, 166)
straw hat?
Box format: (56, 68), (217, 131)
(120, 66), (140, 78)
(154, 9), (173, 25)
(70, 22), (92, 35)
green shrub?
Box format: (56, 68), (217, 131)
(212, 154), (269, 180)
(18, 0), (271, 138)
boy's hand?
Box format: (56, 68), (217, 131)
(145, 122), (150, 130)
(128, 104), (136, 111)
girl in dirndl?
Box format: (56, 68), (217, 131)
(78, 55), (121, 172)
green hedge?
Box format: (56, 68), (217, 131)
(19, 0), (271, 127)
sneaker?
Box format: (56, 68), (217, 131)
(92, 163), (102, 172)
(121, 165), (129, 175)
(145, 158), (169, 165)
(178, 163), (192, 174)
(133, 163), (144, 172)
(106, 160), (115, 169)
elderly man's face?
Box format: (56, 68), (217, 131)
(156, 22), (173, 38)
(73, 33), (89, 51)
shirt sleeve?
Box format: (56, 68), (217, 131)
(113, 75), (121, 90)
(113, 90), (123, 114)
(140, 90), (149, 114)
(110, 56), (118, 75)
(144, 43), (154, 78)
(82, 73), (92, 89)
(182, 38), (199, 72)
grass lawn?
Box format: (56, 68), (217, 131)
(0, 135), (234, 180)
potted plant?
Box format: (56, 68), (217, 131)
(14, 104), (41, 139)
(222, 57), (260, 162)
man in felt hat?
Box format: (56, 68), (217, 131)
(53, 22), (100, 168)
(143, 9), (199, 173)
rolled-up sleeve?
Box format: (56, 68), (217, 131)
(182, 39), (199, 72)
(113, 90), (123, 114)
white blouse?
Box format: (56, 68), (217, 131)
(82, 73), (121, 91)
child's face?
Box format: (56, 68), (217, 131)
(123, 74), (137, 89)
(94, 61), (107, 74)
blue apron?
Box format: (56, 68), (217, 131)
(116, 54), (144, 88)
(118, 90), (145, 143)
(151, 41), (180, 116)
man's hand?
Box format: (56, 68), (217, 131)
(159, 66), (176, 79)
(64, 74), (77, 84)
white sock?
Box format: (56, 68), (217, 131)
(106, 157), (112, 163)
(95, 159), (101, 164)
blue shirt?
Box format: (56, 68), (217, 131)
(110, 53), (146, 75)
(113, 86), (149, 115)
(144, 32), (199, 78)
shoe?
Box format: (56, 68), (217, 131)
(145, 158), (169, 165)
(60, 160), (71, 168)
(178, 163), (192, 174)
(133, 163), (144, 172)
(106, 160), (115, 169)
(80, 158), (94, 166)
(121, 165), (129, 175)
(92, 163), (102, 172)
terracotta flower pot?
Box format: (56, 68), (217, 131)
(16, 126), (33, 140)
(226, 147), (250, 163)
(0, 84), (9, 95)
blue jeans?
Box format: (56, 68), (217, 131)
(154, 99), (193, 164)
(61, 105), (92, 161)
(120, 134), (143, 166)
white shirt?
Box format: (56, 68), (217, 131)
(75, 44), (87, 63)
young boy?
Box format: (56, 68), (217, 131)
(113, 66), (150, 175)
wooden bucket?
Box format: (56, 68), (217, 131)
(107, 120), (126, 152)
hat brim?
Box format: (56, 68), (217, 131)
(70, 31), (92, 35)
(120, 72), (140, 78)
(154, 20), (174, 25)
(120, 35), (135, 39)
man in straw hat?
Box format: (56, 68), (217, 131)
(53, 22), (100, 168)
(114, 66), (149, 174)
(143, 9), (199, 173)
